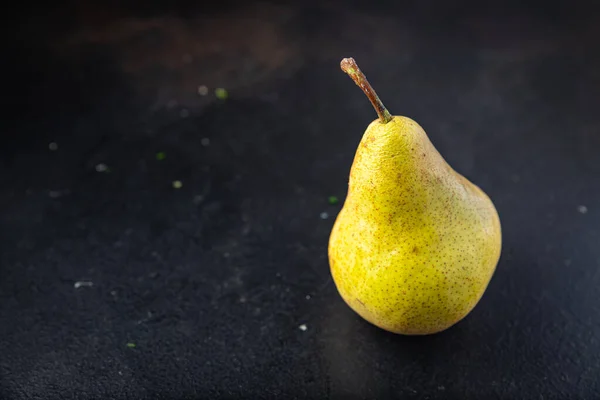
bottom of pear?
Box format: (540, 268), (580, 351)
(342, 294), (475, 336)
(364, 314), (463, 336)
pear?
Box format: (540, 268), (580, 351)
(328, 58), (502, 335)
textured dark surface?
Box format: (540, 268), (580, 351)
(2, 1), (600, 399)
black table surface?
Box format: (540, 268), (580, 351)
(2, 1), (600, 398)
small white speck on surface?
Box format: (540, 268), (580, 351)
(239, 296), (247, 303)
(172, 180), (183, 189)
(49, 142), (58, 151)
(320, 212), (329, 220)
(438, 386), (445, 391)
(223, 252), (230, 258)
(197, 85), (209, 96)
(74, 281), (93, 289)
(201, 138), (210, 146)
(95, 163), (108, 172)
(110, 290), (117, 296)
(179, 108), (190, 118)
(305, 294), (311, 300)
(298, 324), (308, 331)
(578, 205), (588, 214)
(118, 371), (123, 376)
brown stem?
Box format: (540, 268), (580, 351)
(340, 58), (392, 124)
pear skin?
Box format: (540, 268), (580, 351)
(328, 58), (502, 335)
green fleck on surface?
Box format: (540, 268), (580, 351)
(156, 152), (166, 161)
(328, 196), (339, 205)
(215, 88), (228, 100)
(126, 342), (136, 348)
(172, 180), (183, 189)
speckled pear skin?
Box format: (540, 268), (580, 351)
(328, 116), (502, 335)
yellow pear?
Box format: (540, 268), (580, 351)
(328, 58), (502, 335)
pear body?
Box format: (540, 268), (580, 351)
(328, 116), (501, 335)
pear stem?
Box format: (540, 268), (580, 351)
(340, 57), (393, 124)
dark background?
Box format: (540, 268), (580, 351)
(2, 0), (600, 398)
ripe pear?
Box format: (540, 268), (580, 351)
(328, 58), (502, 335)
